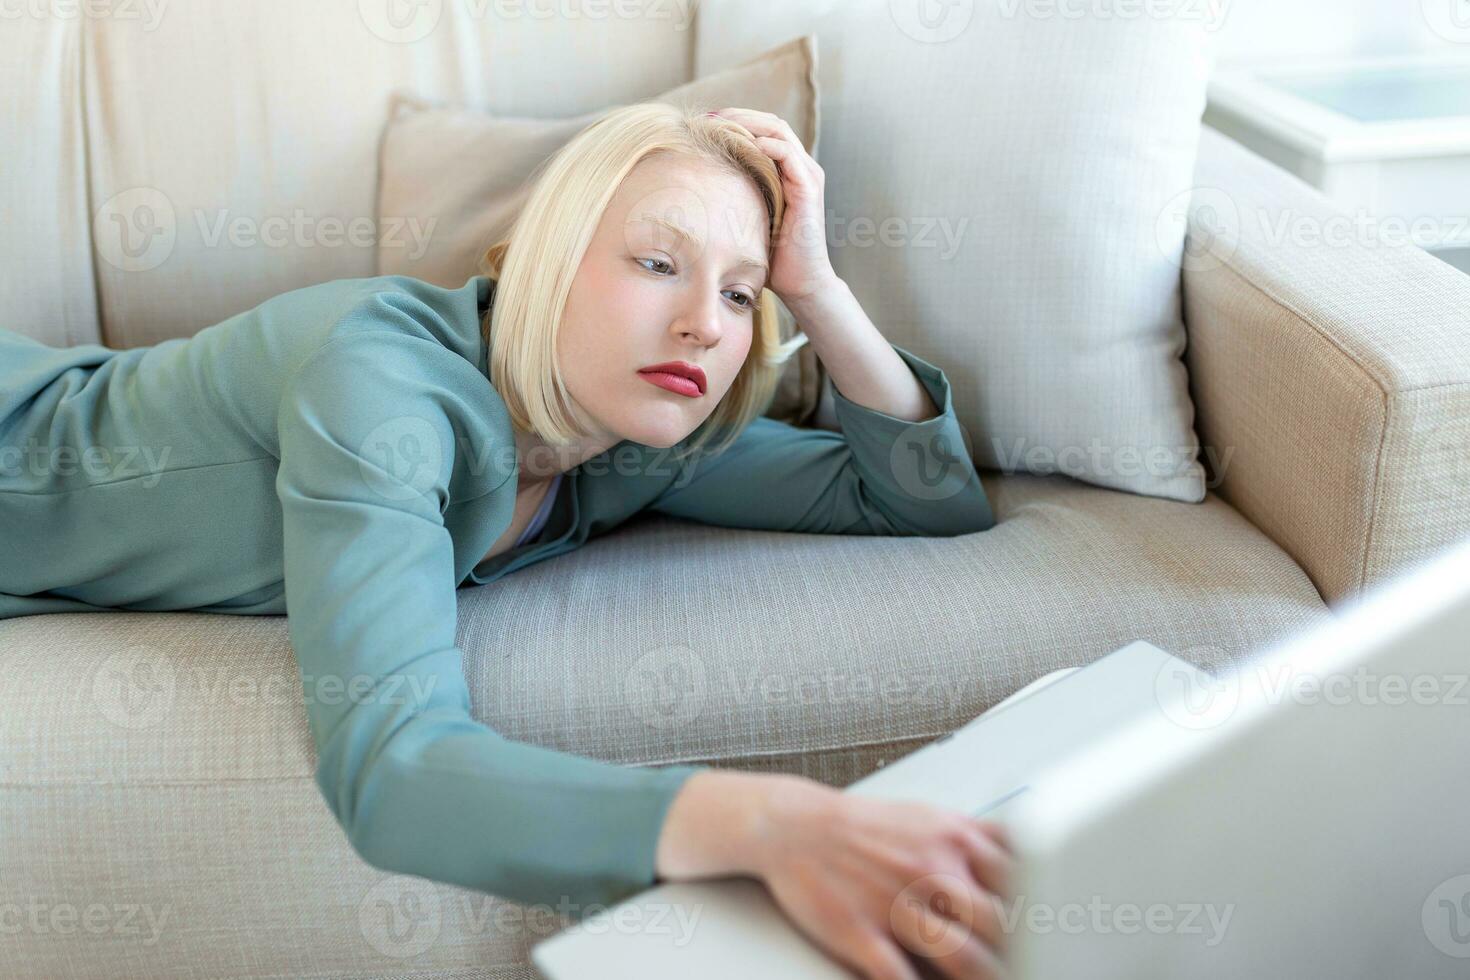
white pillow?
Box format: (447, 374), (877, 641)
(696, 0), (1216, 503)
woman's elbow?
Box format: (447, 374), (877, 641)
(904, 484), (997, 537)
(327, 744), (449, 883)
(312, 727), (428, 878)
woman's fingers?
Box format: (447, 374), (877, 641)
(890, 884), (1009, 980)
(710, 107), (822, 178)
(750, 135), (822, 194)
(704, 104), (834, 301)
(711, 106), (808, 151)
(975, 819), (1014, 854)
(851, 930), (926, 980)
(752, 789), (1020, 980)
(962, 822), (1017, 899)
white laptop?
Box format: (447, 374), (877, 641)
(533, 536), (1470, 979)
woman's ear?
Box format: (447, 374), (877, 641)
(483, 240), (509, 277)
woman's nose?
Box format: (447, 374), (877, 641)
(676, 300), (723, 347)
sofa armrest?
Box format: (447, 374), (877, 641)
(1182, 126), (1470, 609)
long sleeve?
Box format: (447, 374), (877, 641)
(651, 343), (996, 536)
(274, 330), (706, 914)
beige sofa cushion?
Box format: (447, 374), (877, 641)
(0, 17), (99, 348)
(0, 472), (1329, 976)
(81, 0), (696, 349)
(693, 0), (1218, 504)
(375, 36), (824, 424)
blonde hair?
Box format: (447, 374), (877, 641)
(479, 100), (808, 462)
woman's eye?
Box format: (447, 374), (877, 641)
(637, 256), (673, 275)
(637, 257), (754, 310)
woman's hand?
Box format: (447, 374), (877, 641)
(754, 778), (1016, 980)
(707, 106), (839, 308)
(657, 770), (1014, 978)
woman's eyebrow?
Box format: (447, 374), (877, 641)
(632, 215), (768, 277)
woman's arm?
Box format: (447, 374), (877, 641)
(651, 339), (995, 537)
(708, 105), (936, 426)
(680, 108), (992, 539)
(785, 273), (940, 425)
(274, 328), (714, 914)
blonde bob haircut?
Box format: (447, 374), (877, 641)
(479, 100), (808, 462)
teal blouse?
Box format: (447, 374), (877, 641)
(0, 273), (995, 914)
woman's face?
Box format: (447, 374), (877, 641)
(557, 151), (771, 450)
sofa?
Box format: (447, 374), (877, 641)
(4, 1), (1470, 978)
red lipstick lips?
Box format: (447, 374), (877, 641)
(637, 361), (707, 398)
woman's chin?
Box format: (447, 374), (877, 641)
(626, 427), (693, 450)
(617, 415), (702, 450)
(603, 398), (705, 449)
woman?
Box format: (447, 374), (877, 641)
(0, 103), (1010, 979)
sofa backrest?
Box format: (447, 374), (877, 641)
(4, 14), (101, 348)
(4, 0), (697, 349)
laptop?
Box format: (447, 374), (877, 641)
(1003, 535), (1470, 978)
(532, 536), (1470, 979)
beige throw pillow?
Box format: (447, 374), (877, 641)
(376, 36), (825, 426)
